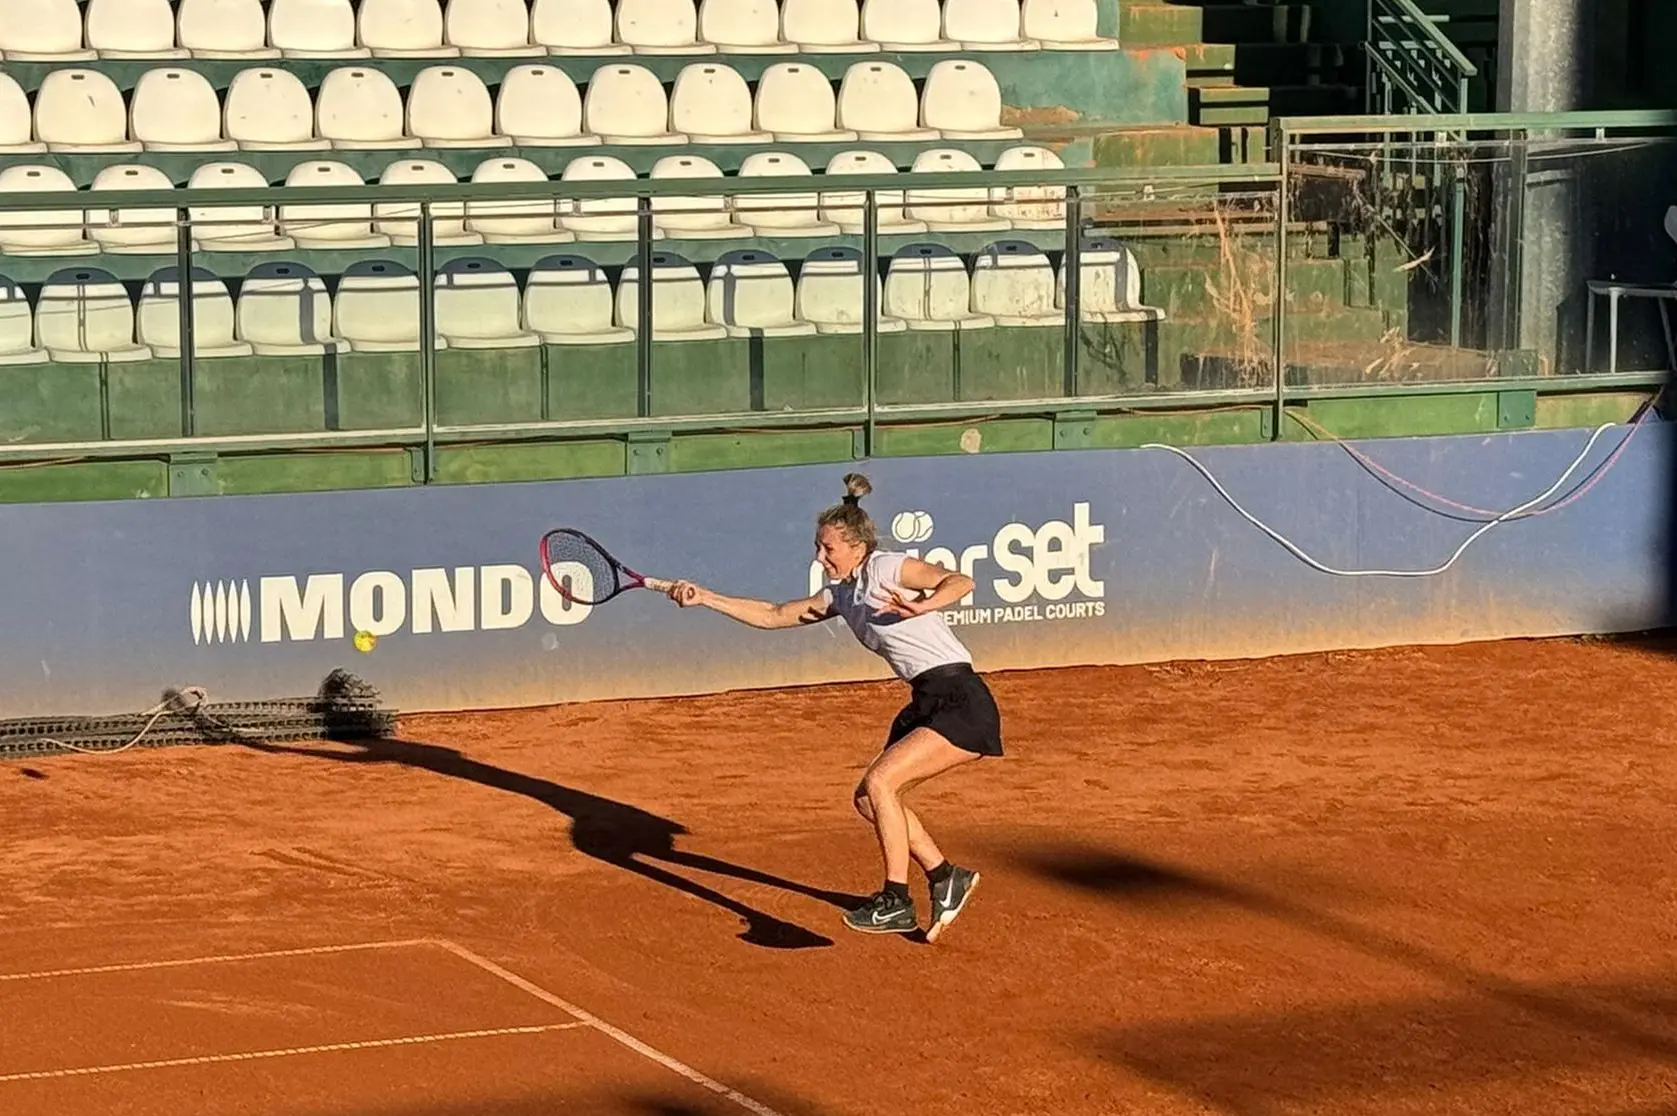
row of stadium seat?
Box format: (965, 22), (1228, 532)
(1, 0), (1114, 61)
(0, 242), (1161, 362)
(0, 148), (1067, 254)
(0, 60), (1018, 153)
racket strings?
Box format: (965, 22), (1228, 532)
(541, 530), (623, 605)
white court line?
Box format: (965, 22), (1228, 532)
(0, 939), (431, 983)
(429, 939), (788, 1116)
(0, 1023), (585, 1083)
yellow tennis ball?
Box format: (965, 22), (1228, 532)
(353, 630), (377, 653)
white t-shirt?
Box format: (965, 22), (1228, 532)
(820, 550), (973, 682)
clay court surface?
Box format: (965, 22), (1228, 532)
(4, 636), (1677, 1116)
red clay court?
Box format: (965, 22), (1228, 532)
(3, 635), (1677, 1116)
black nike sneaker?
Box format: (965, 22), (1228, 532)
(842, 889), (918, 935)
(926, 865), (979, 943)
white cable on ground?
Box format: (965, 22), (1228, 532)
(1138, 422), (1621, 578)
(42, 686), (234, 755)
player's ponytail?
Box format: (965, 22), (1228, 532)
(818, 473), (878, 550)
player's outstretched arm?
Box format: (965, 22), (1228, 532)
(875, 556), (975, 618)
(665, 580), (831, 630)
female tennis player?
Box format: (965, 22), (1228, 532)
(664, 473), (1002, 941)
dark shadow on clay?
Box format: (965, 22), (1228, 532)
(1009, 841), (1677, 1114)
(243, 733), (863, 951)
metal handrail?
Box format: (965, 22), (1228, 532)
(0, 163), (1281, 215)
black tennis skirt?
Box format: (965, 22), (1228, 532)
(885, 662), (1004, 757)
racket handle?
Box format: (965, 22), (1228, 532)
(642, 577), (675, 593)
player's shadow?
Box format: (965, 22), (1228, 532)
(242, 734), (861, 950)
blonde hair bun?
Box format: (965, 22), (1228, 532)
(842, 473), (872, 501)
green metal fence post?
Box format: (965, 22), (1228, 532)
(1062, 186), (1081, 399)
(418, 203), (436, 482)
(1273, 130), (1290, 441)
(863, 189), (879, 458)
(175, 208), (195, 438)
(636, 195), (654, 418)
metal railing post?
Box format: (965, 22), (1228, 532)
(1273, 131), (1290, 441)
(636, 194), (654, 418)
(418, 203), (436, 482)
(175, 208), (195, 438)
(862, 190), (879, 457)
(1062, 186), (1081, 398)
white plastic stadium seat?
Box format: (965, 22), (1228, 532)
(0, 0), (97, 61)
(0, 75), (46, 155)
(837, 62), (939, 141)
(735, 152), (838, 238)
(523, 255), (634, 344)
(820, 150), (925, 234)
(616, 253), (728, 341)
(269, 0), (372, 58)
(0, 277), (47, 365)
(138, 267), (255, 358)
(187, 162), (295, 251)
(698, 0), (793, 53)
(465, 157), (571, 245)
(88, 0), (191, 59)
(335, 260), (448, 352)
(989, 144), (1065, 228)
(177, 0), (281, 58)
(358, 0), (460, 57)
(435, 258), (540, 349)
(224, 69), (331, 151)
(650, 155), (744, 239)
(279, 161), (392, 249)
(616, 0), (713, 54)
(971, 240), (1061, 325)
(409, 66), (509, 147)
(754, 64), (856, 143)
(884, 244), (994, 331)
(671, 64), (771, 143)
(559, 155), (649, 241)
(1021, 0), (1120, 49)
(706, 250), (816, 338)
(36, 268), (152, 362)
(236, 262), (346, 355)
(584, 65), (684, 145)
(944, 0), (1037, 50)
(374, 159), (483, 246)
(88, 165), (184, 255)
(531, 0), (630, 54)
(795, 246), (906, 335)
(444, 0), (545, 56)
(1059, 237), (1165, 323)
(860, 0), (952, 50)
(906, 148), (1011, 231)
(317, 67), (414, 149)
(921, 60), (1024, 139)
(35, 70), (142, 154)
(781, 0), (877, 52)
(495, 66), (598, 146)
(132, 69), (240, 153)
(0, 166), (95, 256)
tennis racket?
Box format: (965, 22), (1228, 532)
(539, 528), (675, 606)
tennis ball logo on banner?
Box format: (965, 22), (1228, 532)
(811, 502), (1108, 626)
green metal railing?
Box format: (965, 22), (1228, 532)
(0, 125), (1669, 474)
(1365, 0), (1478, 116)
(1360, 2), (1478, 349)
(1270, 110), (1677, 399)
